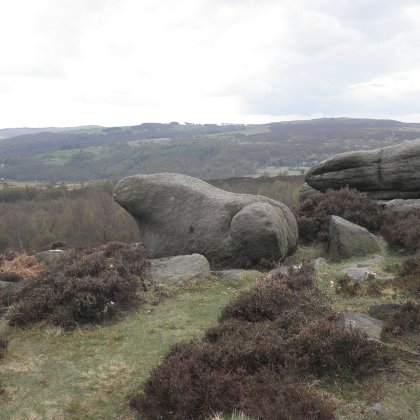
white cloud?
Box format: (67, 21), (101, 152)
(0, 0), (419, 126)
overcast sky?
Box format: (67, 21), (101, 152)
(1, 0), (420, 128)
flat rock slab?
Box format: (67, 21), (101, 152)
(340, 312), (384, 341)
(342, 255), (394, 282)
(143, 254), (210, 288)
(305, 139), (420, 199)
(212, 269), (248, 281)
(0, 281), (13, 288)
(329, 215), (381, 261)
(113, 173), (298, 260)
(34, 250), (71, 265)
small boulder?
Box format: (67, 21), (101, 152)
(340, 312), (384, 341)
(212, 269), (248, 281)
(143, 254), (210, 288)
(298, 183), (319, 201)
(34, 250), (71, 265)
(384, 199), (420, 215)
(328, 216), (381, 261)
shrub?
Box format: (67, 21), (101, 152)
(0, 244), (149, 328)
(219, 279), (298, 322)
(335, 274), (361, 297)
(382, 302), (420, 338)
(0, 272), (23, 283)
(131, 344), (335, 420)
(0, 336), (7, 360)
(131, 263), (392, 419)
(295, 187), (383, 243)
(221, 262), (328, 323)
(393, 255), (420, 298)
(286, 318), (391, 378)
(381, 209), (420, 253)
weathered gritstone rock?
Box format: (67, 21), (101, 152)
(340, 312), (384, 341)
(328, 216), (381, 261)
(305, 139), (420, 199)
(34, 250), (71, 265)
(143, 254), (210, 288)
(383, 199), (420, 215)
(114, 173), (298, 260)
(298, 182), (319, 201)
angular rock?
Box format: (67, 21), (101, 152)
(0, 280), (13, 288)
(340, 312), (384, 341)
(34, 249), (71, 265)
(305, 140), (420, 199)
(329, 216), (381, 261)
(312, 257), (327, 269)
(114, 173), (298, 260)
(143, 254), (210, 288)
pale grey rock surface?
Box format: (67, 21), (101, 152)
(298, 182), (319, 201)
(114, 173), (298, 260)
(143, 254), (210, 288)
(329, 216), (381, 261)
(212, 269), (248, 281)
(34, 249), (70, 265)
(305, 139), (420, 199)
(340, 312), (384, 341)
(384, 198), (420, 215)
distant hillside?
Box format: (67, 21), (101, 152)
(0, 126), (101, 139)
(0, 118), (419, 182)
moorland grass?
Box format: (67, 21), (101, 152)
(0, 273), (260, 419)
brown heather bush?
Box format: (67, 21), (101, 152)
(131, 344), (335, 420)
(0, 243), (149, 329)
(0, 336), (7, 360)
(382, 302), (420, 338)
(335, 274), (361, 297)
(392, 255), (420, 298)
(295, 187), (383, 243)
(286, 318), (391, 378)
(381, 209), (420, 253)
(132, 263), (390, 419)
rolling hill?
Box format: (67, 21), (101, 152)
(0, 118), (419, 182)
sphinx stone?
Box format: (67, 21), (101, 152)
(114, 173), (298, 260)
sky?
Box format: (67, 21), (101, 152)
(1, 0), (420, 128)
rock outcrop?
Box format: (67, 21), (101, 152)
(114, 173), (298, 260)
(305, 140), (420, 199)
(328, 216), (381, 261)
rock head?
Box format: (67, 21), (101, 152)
(114, 173), (298, 260)
(305, 140), (420, 199)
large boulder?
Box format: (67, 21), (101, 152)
(329, 216), (381, 261)
(114, 173), (298, 260)
(305, 140), (420, 199)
